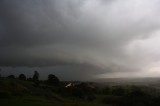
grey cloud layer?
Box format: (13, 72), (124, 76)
(1, 0), (160, 79)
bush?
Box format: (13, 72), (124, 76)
(18, 74), (26, 80)
(46, 74), (60, 86)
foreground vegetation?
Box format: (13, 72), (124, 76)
(1, 73), (160, 106)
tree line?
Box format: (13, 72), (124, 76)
(7, 70), (60, 86)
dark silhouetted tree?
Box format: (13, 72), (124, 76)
(47, 74), (60, 85)
(32, 71), (39, 87)
(0, 68), (1, 77)
(18, 74), (26, 80)
(33, 70), (39, 81)
(8, 75), (15, 79)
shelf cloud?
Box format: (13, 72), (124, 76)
(1, 0), (160, 80)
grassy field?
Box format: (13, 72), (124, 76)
(1, 77), (160, 106)
(0, 78), (108, 106)
(0, 95), (109, 106)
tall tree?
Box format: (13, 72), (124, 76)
(33, 70), (39, 81)
(0, 68), (1, 77)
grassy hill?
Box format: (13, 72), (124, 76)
(1, 77), (160, 106)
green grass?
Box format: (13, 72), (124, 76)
(0, 95), (109, 106)
(2, 77), (160, 106)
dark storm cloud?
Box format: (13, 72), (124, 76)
(0, 0), (112, 67)
(1, 0), (160, 79)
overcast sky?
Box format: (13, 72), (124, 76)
(1, 0), (160, 80)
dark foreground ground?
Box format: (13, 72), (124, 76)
(1, 77), (160, 106)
